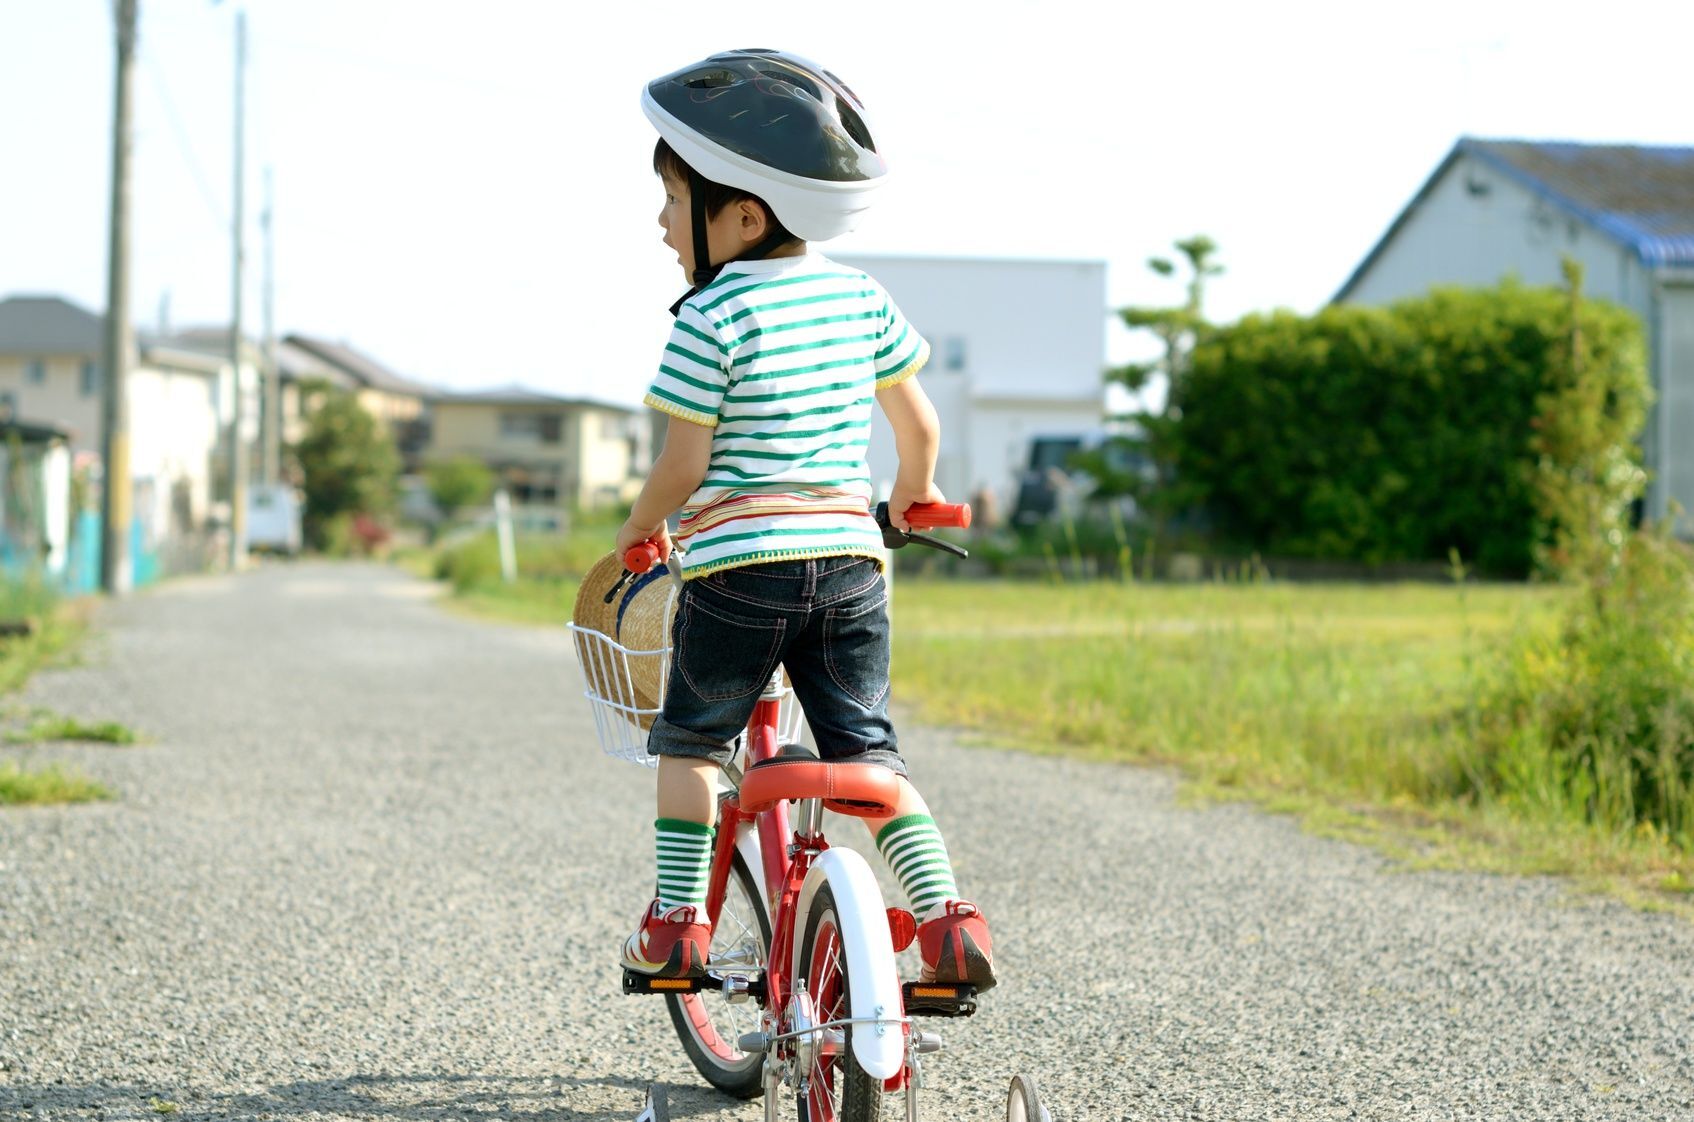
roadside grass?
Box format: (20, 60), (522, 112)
(890, 577), (1694, 915)
(0, 761), (113, 805)
(0, 585), (91, 694)
(5, 711), (141, 745)
(1, 583), (110, 806)
(423, 507), (624, 627)
(449, 576), (581, 627)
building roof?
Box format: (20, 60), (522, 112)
(274, 338), (358, 390)
(0, 297), (219, 377)
(1336, 137), (1694, 302)
(283, 333), (437, 398)
(438, 383), (637, 412)
(0, 295), (103, 354)
(149, 325), (260, 360)
(0, 418), (71, 443)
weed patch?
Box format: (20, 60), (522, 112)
(5, 712), (141, 745)
(0, 761), (113, 805)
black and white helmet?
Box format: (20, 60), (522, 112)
(642, 49), (887, 243)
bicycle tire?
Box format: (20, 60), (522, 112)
(665, 847), (771, 1098)
(795, 882), (884, 1122)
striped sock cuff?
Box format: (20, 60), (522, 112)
(874, 813), (959, 922)
(655, 817), (714, 910)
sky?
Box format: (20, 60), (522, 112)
(3, 0), (1691, 410)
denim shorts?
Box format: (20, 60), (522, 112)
(646, 555), (905, 775)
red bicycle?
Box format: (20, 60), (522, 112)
(574, 502), (1050, 1120)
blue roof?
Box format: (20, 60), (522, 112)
(1335, 137), (1694, 302)
(1463, 138), (1694, 267)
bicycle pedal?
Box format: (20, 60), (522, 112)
(902, 981), (978, 1017)
(622, 970), (708, 995)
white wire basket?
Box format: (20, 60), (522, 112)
(567, 621), (808, 768)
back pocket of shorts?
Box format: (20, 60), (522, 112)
(676, 593), (787, 702)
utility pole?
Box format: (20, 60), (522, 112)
(261, 166), (280, 488)
(99, 0), (138, 596)
(226, 6), (248, 569)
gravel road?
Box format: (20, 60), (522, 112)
(2, 562), (1690, 1121)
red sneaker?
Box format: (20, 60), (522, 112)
(621, 899), (711, 978)
(916, 901), (996, 993)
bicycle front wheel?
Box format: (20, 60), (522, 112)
(795, 882), (884, 1122)
(666, 845), (771, 1098)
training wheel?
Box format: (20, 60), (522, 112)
(1006, 1074), (1052, 1122)
(635, 1083), (670, 1122)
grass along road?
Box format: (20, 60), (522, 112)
(889, 578), (1693, 914)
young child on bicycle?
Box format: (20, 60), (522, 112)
(616, 49), (995, 992)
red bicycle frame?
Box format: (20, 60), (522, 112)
(704, 695), (809, 1022)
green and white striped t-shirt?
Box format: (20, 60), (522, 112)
(645, 252), (929, 580)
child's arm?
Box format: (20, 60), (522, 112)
(616, 417), (714, 558)
(875, 376), (944, 532)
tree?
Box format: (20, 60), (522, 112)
(1088, 236), (1224, 542)
(426, 455), (495, 524)
(292, 381), (400, 551)
(1530, 257), (1650, 587)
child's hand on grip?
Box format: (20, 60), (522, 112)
(616, 519), (671, 566)
(887, 482), (946, 533)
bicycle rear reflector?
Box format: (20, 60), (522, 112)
(887, 907), (916, 951)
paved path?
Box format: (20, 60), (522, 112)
(1, 563), (1690, 1121)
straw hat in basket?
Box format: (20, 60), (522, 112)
(572, 551), (678, 729)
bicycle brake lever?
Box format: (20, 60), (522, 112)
(905, 531), (969, 560)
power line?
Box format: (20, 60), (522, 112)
(139, 40), (227, 230)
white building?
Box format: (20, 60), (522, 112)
(832, 254), (1109, 515)
(1334, 137), (1694, 533)
(0, 294), (249, 584)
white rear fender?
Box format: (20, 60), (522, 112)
(792, 847), (904, 1081)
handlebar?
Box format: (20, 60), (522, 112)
(624, 501), (973, 574)
(874, 501), (972, 559)
(624, 540), (664, 574)
(900, 502), (973, 530)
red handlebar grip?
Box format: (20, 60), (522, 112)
(903, 502), (972, 530)
(624, 541), (662, 573)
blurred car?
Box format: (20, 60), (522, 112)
(244, 484), (303, 556)
(1011, 431), (1150, 526)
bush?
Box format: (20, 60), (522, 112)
(293, 383), (401, 551)
(1174, 278), (1648, 575)
(1478, 521), (1694, 846)
(426, 456), (495, 522)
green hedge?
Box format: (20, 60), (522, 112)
(1173, 280), (1649, 575)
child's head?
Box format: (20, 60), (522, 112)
(643, 49), (886, 289)
(653, 139), (797, 285)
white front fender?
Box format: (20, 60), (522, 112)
(792, 847), (904, 1081)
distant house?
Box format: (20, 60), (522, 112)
(283, 333), (436, 471)
(0, 419), (73, 586)
(427, 385), (647, 508)
(1333, 137), (1694, 533)
(0, 294), (226, 585)
(830, 253), (1108, 515)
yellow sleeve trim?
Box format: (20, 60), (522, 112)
(874, 343), (930, 390)
(644, 391), (718, 428)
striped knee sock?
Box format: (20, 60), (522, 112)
(875, 814), (960, 924)
(654, 818), (714, 911)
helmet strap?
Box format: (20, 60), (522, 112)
(667, 168), (799, 317)
(669, 169), (720, 317)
